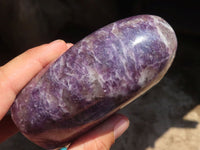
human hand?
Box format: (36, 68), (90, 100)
(0, 40), (129, 150)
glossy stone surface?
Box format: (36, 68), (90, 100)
(11, 15), (177, 149)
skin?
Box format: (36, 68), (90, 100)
(0, 40), (129, 150)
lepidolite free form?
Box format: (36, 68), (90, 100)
(11, 15), (177, 149)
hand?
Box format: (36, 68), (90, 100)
(0, 40), (129, 150)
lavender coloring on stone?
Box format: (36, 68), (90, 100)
(11, 15), (177, 149)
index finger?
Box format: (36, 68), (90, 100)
(0, 40), (73, 120)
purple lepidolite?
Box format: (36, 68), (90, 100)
(11, 15), (177, 149)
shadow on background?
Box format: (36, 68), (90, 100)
(0, 0), (199, 150)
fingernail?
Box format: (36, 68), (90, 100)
(114, 118), (129, 139)
(49, 39), (66, 45)
(66, 43), (73, 49)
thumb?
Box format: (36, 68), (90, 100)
(69, 114), (129, 150)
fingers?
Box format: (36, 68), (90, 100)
(0, 40), (73, 120)
(0, 115), (18, 142)
(69, 114), (129, 150)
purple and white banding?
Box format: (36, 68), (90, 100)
(11, 15), (177, 149)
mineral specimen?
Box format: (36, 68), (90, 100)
(11, 15), (177, 149)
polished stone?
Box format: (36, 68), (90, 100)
(11, 15), (177, 149)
